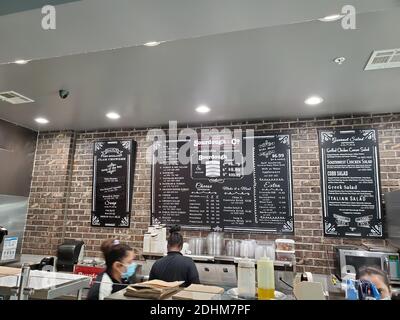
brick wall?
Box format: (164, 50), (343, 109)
(22, 131), (75, 254)
(22, 113), (400, 274)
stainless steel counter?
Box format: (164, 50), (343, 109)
(142, 252), (294, 268)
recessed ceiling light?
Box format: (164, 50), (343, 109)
(14, 59), (30, 65)
(196, 105), (211, 114)
(144, 41), (162, 47)
(106, 112), (121, 120)
(305, 96), (324, 106)
(35, 117), (49, 124)
(318, 14), (344, 22)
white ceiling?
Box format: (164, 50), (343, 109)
(1, 0), (400, 65)
(0, 1), (399, 131)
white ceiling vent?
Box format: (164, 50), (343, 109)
(0, 91), (34, 104)
(365, 48), (400, 71)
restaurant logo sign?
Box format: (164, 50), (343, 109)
(101, 148), (124, 158)
(146, 121), (256, 176)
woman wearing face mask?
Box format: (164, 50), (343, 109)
(358, 267), (392, 300)
(87, 239), (137, 300)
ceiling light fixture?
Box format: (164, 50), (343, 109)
(106, 112), (121, 120)
(305, 96), (324, 106)
(196, 105), (211, 114)
(318, 14), (344, 22)
(14, 59), (30, 65)
(144, 41), (162, 47)
(35, 117), (49, 124)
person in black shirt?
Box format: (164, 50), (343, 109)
(149, 225), (200, 287)
(87, 239), (137, 300)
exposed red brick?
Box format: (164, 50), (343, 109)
(22, 114), (398, 273)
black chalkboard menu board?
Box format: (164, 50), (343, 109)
(91, 140), (136, 228)
(319, 129), (383, 238)
(151, 134), (294, 234)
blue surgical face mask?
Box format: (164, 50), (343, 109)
(121, 262), (137, 279)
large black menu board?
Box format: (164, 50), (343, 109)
(151, 134), (294, 234)
(319, 129), (383, 238)
(91, 140), (136, 228)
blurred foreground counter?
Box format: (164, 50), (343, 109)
(0, 266), (91, 300)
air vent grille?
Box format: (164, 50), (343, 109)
(365, 48), (400, 71)
(0, 91), (34, 104)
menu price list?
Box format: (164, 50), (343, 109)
(319, 129), (383, 238)
(154, 147), (191, 225)
(91, 140), (136, 228)
(151, 136), (294, 234)
(250, 135), (294, 233)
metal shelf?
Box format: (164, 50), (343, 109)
(142, 253), (294, 268)
(142, 252), (165, 257)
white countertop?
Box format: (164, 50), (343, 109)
(0, 270), (90, 290)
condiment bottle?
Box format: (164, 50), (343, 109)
(257, 257), (275, 300)
(237, 259), (256, 299)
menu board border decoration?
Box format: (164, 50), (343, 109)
(318, 128), (384, 239)
(150, 133), (294, 234)
(91, 139), (137, 228)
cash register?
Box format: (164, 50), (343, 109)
(56, 240), (85, 272)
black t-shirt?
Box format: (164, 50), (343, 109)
(149, 252), (200, 287)
(87, 271), (128, 300)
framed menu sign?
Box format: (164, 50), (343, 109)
(151, 134), (294, 234)
(91, 140), (136, 228)
(319, 129), (383, 238)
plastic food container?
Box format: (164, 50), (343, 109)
(206, 232), (224, 256)
(275, 239), (295, 251)
(240, 240), (256, 259)
(189, 238), (205, 255)
(254, 241), (275, 261)
(275, 250), (296, 262)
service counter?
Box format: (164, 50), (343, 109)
(0, 267), (91, 300)
(141, 252), (295, 294)
(105, 286), (297, 300)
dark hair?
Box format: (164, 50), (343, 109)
(358, 266), (391, 292)
(168, 225), (183, 249)
(100, 239), (133, 271)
